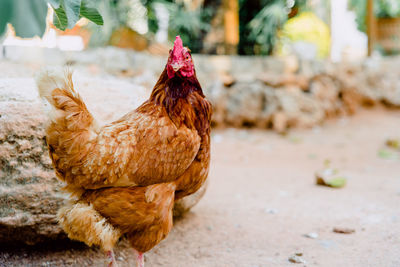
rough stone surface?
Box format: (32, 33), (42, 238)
(0, 78), (65, 244)
(206, 57), (400, 132)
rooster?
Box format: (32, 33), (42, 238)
(36, 36), (211, 267)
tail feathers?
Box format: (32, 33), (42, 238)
(36, 68), (99, 131)
(36, 68), (69, 104)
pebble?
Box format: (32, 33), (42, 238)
(304, 232), (318, 239)
(264, 208), (278, 214)
(288, 255), (306, 264)
(333, 227), (355, 234)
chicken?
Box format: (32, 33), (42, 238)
(36, 36), (212, 266)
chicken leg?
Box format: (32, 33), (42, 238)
(133, 249), (144, 267)
(106, 250), (118, 267)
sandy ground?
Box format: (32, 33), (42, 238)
(1, 107), (400, 267)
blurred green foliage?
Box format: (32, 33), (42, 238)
(86, 0), (134, 46)
(88, 0), (212, 52)
(142, 0), (213, 52)
(0, 0), (48, 38)
(375, 0), (400, 18)
(246, 0), (287, 55)
(349, 0), (400, 33)
(0, 0), (103, 38)
(238, 0), (307, 55)
(165, 3), (211, 51)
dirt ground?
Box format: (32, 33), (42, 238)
(1, 107), (400, 267)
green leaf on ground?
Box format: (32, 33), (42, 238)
(316, 167), (347, 188)
(326, 177), (347, 188)
(378, 149), (398, 160)
(316, 176), (347, 188)
(288, 136), (302, 144)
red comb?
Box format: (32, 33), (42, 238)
(172, 36), (183, 55)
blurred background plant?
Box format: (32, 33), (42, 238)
(144, 0), (213, 52)
(238, 0), (306, 55)
(349, 0), (400, 54)
(0, 0), (48, 38)
(0, 0), (103, 38)
(0, 0), (327, 56)
(85, 0), (213, 52)
(0, 0), (399, 58)
(87, 0), (149, 48)
(240, 0), (289, 55)
(349, 0), (400, 33)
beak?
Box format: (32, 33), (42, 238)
(171, 62), (183, 72)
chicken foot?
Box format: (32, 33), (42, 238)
(133, 249), (144, 267)
(106, 250), (118, 267)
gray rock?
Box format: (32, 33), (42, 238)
(0, 78), (66, 245)
(304, 232), (319, 239)
(225, 81), (267, 127)
(288, 254), (307, 264)
(206, 56), (400, 131)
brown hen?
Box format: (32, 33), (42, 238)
(36, 36), (211, 266)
